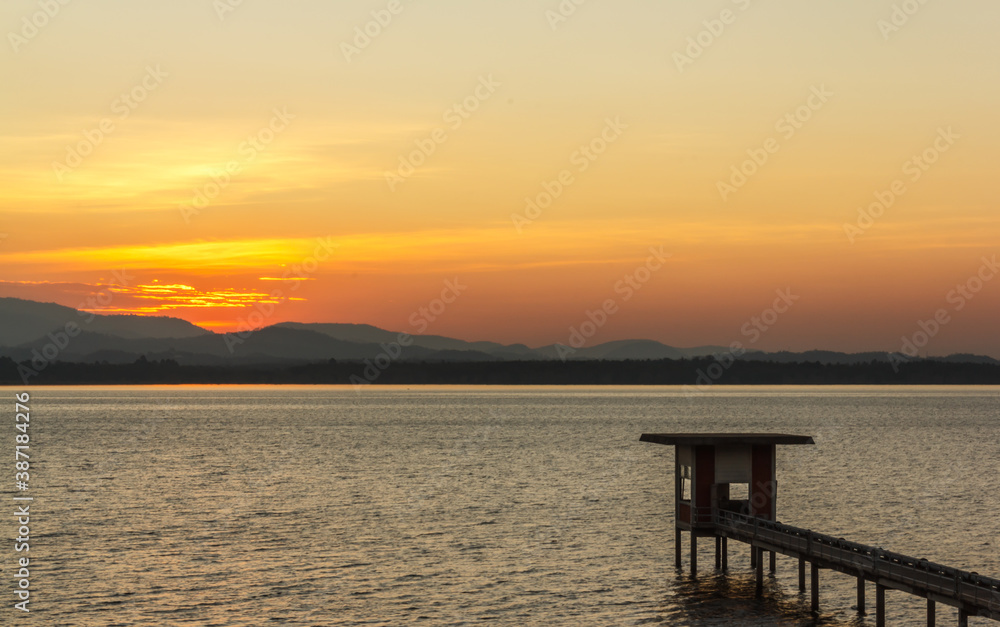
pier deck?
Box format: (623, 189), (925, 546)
(711, 508), (1000, 624)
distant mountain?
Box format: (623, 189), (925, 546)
(277, 322), (538, 358)
(0, 297), (208, 345)
(208, 325), (495, 363)
(0, 303), (498, 365)
(1, 296), (997, 367)
(1, 326), (474, 365)
(278, 324), (737, 362)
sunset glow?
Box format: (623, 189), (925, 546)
(2, 0), (998, 355)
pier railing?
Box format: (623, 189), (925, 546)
(715, 509), (1000, 618)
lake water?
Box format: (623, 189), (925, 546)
(6, 385), (1000, 625)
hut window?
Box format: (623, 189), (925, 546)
(729, 482), (749, 501)
(680, 465), (692, 501)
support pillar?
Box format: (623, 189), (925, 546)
(715, 536), (721, 570)
(755, 547), (763, 598)
(810, 562), (819, 614)
(769, 551), (776, 573)
(798, 558), (805, 593)
(690, 533), (697, 576)
(721, 537), (728, 570)
(926, 599), (935, 627)
(675, 527), (682, 569)
(751, 544), (757, 568)
(958, 609), (969, 627)
(875, 584), (885, 627)
(857, 576), (865, 615)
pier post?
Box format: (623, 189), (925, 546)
(857, 576), (865, 615)
(876, 584), (886, 627)
(721, 537), (728, 570)
(958, 609), (969, 627)
(926, 599), (935, 627)
(751, 544), (757, 568)
(810, 562), (819, 614)
(769, 551), (776, 573)
(755, 547), (763, 598)
(675, 528), (682, 569)
(715, 536), (721, 570)
(690, 533), (697, 576)
(798, 558), (805, 592)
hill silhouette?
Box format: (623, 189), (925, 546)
(1, 297), (997, 385)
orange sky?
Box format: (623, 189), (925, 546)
(2, 1), (998, 357)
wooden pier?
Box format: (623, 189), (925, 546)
(641, 433), (1000, 625)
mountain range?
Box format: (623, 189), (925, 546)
(1, 297), (996, 367)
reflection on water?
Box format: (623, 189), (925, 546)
(665, 570), (869, 626)
(9, 385), (999, 625)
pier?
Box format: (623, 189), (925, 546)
(640, 433), (1000, 625)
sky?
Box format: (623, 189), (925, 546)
(1, 0), (998, 357)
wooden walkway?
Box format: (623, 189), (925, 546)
(710, 509), (1000, 625)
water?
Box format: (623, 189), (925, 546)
(5, 385), (999, 625)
